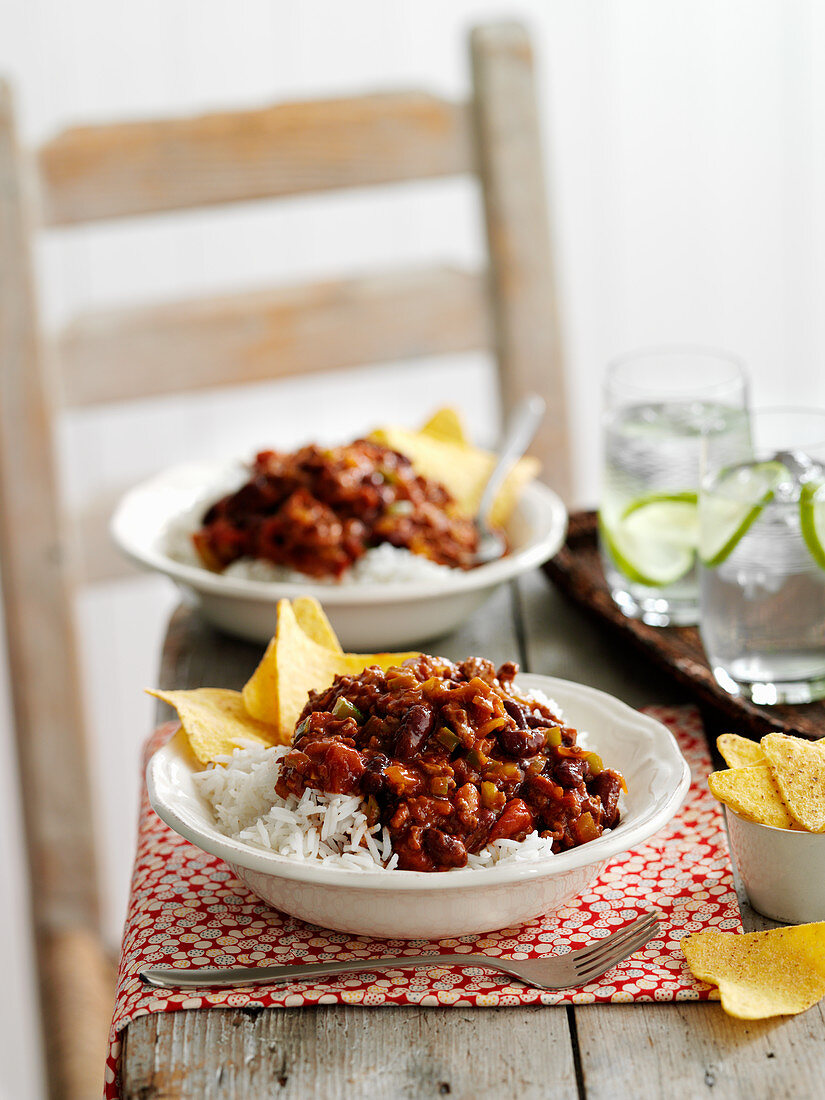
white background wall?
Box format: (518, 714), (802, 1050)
(2, 2), (825, 1096)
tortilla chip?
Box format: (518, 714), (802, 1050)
(242, 599), (418, 739)
(708, 764), (796, 829)
(682, 925), (825, 1018)
(369, 425), (539, 528)
(762, 733), (825, 832)
(717, 733), (765, 769)
(420, 407), (469, 445)
(292, 596), (342, 653)
(147, 687), (278, 765)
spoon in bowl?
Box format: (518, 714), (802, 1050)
(473, 393), (546, 565)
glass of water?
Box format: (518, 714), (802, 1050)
(600, 347), (750, 626)
(699, 408), (825, 705)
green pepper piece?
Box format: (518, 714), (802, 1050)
(331, 697), (364, 722)
(585, 751), (604, 777)
(430, 775), (450, 797)
(467, 747), (488, 769)
(480, 781), (499, 808)
(436, 727), (460, 752)
(545, 726), (562, 748)
(486, 761), (520, 780)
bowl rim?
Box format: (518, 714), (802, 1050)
(110, 459), (567, 606)
(724, 805), (824, 837)
(147, 672), (691, 891)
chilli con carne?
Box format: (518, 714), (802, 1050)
(192, 441), (482, 579)
(276, 654), (625, 872)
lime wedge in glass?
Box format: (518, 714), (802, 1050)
(699, 461), (788, 568)
(800, 479), (825, 571)
(601, 492), (698, 587)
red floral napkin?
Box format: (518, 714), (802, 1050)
(104, 705), (740, 1098)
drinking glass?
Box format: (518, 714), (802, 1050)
(599, 347), (750, 626)
(699, 408), (825, 705)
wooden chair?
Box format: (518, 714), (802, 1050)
(0, 23), (567, 1099)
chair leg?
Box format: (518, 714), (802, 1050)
(41, 927), (117, 1100)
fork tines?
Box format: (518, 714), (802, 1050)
(573, 911), (661, 981)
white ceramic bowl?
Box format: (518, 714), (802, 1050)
(725, 808), (825, 924)
(111, 459), (567, 649)
(147, 673), (690, 939)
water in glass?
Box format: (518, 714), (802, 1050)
(601, 400), (750, 626)
(700, 451), (825, 705)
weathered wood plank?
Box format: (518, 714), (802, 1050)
(470, 24), (571, 501)
(121, 1005), (579, 1100)
(38, 92), (473, 225)
(56, 266), (489, 408)
(0, 79), (112, 1100)
(574, 1000), (825, 1100)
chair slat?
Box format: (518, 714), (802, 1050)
(56, 265), (490, 408)
(39, 92), (473, 225)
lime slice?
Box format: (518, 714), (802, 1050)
(601, 492), (698, 587)
(699, 460), (787, 568)
(800, 479), (825, 571)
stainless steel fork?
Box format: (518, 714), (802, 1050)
(140, 911), (660, 992)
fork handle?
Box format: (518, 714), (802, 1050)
(140, 954), (509, 990)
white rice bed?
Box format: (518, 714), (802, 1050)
(192, 690), (600, 874)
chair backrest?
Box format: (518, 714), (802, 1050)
(0, 22), (566, 1098)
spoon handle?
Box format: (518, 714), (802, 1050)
(478, 394), (546, 522)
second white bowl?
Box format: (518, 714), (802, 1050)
(112, 460), (567, 649)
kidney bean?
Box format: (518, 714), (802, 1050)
(593, 770), (622, 827)
(498, 724), (546, 758)
(523, 713), (541, 728)
(554, 757), (586, 789)
(464, 808), (498, 853)
(361, 753), (389, 795)
(503, 698), (527, 728)
(394, 704), (435, 759)
(423, 827), (468, 868)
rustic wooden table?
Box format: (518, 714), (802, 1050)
(121, 571), (825, 1099)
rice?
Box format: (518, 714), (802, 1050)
(191, 692), (597, 874)
(193, 740), (562, 873)
(225, 542), (456, 586)
(164, 503), (457, 585)
(193, 741), (400, 872)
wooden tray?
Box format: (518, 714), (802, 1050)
(542, 510), (824, 741)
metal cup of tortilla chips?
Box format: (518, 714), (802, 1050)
(725, 808), (825, 924)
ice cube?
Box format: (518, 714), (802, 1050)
(771, 450), (824, 503)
